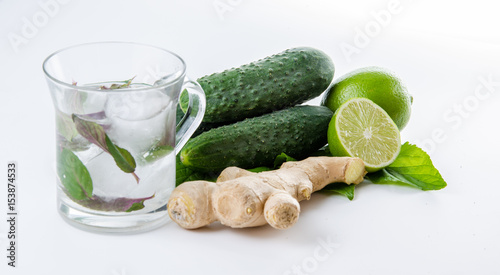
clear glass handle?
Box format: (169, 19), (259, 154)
(175, 77), (206, 154)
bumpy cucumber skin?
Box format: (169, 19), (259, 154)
(180, 105), (333, 172)
(182, 47), (334, 124)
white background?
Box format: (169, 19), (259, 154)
(1, 0), (500, 274)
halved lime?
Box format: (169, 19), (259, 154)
(328, 98), (401, 172)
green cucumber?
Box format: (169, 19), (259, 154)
(181, 47), (334, 123)
(180, 105), (333, 172)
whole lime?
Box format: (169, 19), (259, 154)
(321, 66), (412, 130)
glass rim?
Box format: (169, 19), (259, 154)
(42, 41), (187, 93)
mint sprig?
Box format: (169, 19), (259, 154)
(366, 142), (447, 190)
(57, 148), (154, 212)
(72, 114), (139, 183)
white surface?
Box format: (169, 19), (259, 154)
(1, 0), (500, 274)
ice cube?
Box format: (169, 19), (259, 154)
(104, 90), (170, 121)
(87, 152), (137, 197)
(104, 90), (175, 155)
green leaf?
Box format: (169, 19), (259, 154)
(99, 76), (135, 90)
(248, 167), (272, 173)
(56, 110), (78, 141)
(72, 114), (139, 182)
(105, 135), (136, 173)
(126, 202), (147, 212)
(179, 89), (189, 113)
(366, 169), (411, 188)
(57, 148), (93, 200)
(366, 142), (447, 191)
(176, 105), (186, 127)
(72, 114), (108, 151)
(144, 145), (174, 163)
(76, 194), (155, 212)
(67, 84), (86, 114)
(176, 155), (216, 186)
(105, 135), (139, 182)
(274, 152), (297, 168)
(322, 182), (355, 201)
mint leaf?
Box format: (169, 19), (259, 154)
(366, 169), (409, 187)
(57, 148), (93, 200)
(179, 89), (189, 113)
(126, 202), (147, 212)
(248, 167), (272, 173)
(366, 142), (447, 191)
(105, 135), (139, 182)
(72, 114), (139, 183)
(72, 114), (108, 151)
(99, 76), (135, 90)
(274, 152), (297, 168)
(57, 145), (152, 211)
(144, 145), (174, 163)
(176, 105), (185, 125)
(322, 182), (356, 201)
(76, 194), (155, 212)
(176, 155), (216, 186)
(67, 84), (86, 114)
(56, 110), (78, 142)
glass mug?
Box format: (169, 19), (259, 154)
(43, 42), (205, 233)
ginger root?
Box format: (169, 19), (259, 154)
(167, 156), (366, 230)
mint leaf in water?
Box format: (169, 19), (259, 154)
(144, 145), (174, 163)
(72, 114), (108, 150)
(57, 148), (93, 200)
(72, 114), (139, 183)
(366, 142), (447, 190)
(99, 76), (135, 90)
(56, 110), (78, 142)
(322, 182), (356, 201)
(77, 194), (155, 212)
(105, 135), (139, 182)
(126, 202), (148, 212)
(57, 146), (151, 210)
